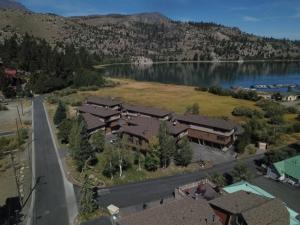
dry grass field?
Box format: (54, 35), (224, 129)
(62, 79), (258, 122)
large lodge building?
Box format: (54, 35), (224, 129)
(77, 96), (241, 151)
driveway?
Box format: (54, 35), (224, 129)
(190, 142), (235, 164)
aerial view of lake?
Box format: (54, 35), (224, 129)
(102, 61), (300, 92)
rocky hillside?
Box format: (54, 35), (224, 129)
(0, 0), (29, 11)
(0, 9), (300, 62)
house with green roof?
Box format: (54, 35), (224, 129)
(223, 181), (300, 225)
(268, 155), (300, 186)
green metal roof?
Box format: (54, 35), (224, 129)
(223, 181), (300, 225)
(274, 155), (300, 180)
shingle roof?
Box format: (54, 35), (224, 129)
(118, 198), (221, 225)
(82, 113), (105, 131)
(274, 155), (300, 180)
(120, 117), (188, 141)
(78, 104), (120, 118)
(209, 190), (268, 214)
(123, 104), (171, 118)
(209, 191), (290, 225)
(86, 96), (122, 107)
(242, 198), (289, 225)
(174, 114), (235, 131)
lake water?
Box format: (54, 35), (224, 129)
(102, 61), (300, 92)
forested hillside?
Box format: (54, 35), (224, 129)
(0, 34), (105, 96)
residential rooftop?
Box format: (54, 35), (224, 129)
(174, 114), (236, 131)
(78, 104), (120, 118)
(82, 113), (105, 132)
(121, 117), (188, 141)
(210, 190), (289, 225)
(86, 96), (122, 107)
(117, 198), (221, 225)
(122, 104), (171, 118)
(223, 181), (300, 225)
(274, 155), (300, 180)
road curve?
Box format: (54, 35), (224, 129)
(97, 154), (262, 208)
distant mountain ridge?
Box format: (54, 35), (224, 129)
(0, 0), (29, 11)
(0, 3), (300, 62)
(71, 12), (171, 25)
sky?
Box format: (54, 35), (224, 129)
(19, 0), (300, 40)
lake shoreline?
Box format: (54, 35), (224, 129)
(94, 59), (300, 69)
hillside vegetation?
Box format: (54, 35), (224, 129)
(0, 10), (300, 63)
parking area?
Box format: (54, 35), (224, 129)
(252, 176), (300, 213)
(190, 142), (235, 164)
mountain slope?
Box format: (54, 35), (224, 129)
(0, 0), (29, 11)
(0, 9), (299, 62)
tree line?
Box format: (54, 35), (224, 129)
(0, 34), (105, 97)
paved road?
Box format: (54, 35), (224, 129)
(31, 97), (69, 225)
(97, 154), (263, 208)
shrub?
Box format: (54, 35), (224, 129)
(71, 101), (82, 107)
(78, 86), (99, 92)
(286, 106), (298, 114)
(0, 104), (8, 111)
(46, 95), (60, 104)
(54, 101), (67, 126)
(195, 87), (208, 92)
(23, 120), (32, 126)
(232, 107), (254, 117)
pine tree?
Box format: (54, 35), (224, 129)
(158, 122), (176, 168)
(231, 161), (252, 182)
(145, 137), (160, 171)
(174, 137), (193, 166)
(80, 173), (98, 216)
(90, 130), (105, 152)
(69, 115), (95, 171)
(53, 101), (67, 125)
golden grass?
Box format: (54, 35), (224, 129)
(63, 79), (258, 122)
(283, 113), (298, 123)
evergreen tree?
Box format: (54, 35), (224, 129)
(80, 173), (98, 216)
(69, 115), (95, 171)
(210, 172), (226, 187)
(174, 137), (193, 166)
(90, 130), (105, 152)
(231, 161), (252, 182)
(185, 103), (200, 115)
(53, 101), (67, 125)
(144, 137), (160, 171)
(57, 119), (73, 143)
(102, 145), (119, 179)
(158, 122), (176, 168)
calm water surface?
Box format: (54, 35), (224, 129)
(102, 62), (300, 92)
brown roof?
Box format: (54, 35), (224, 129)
(209, 191), (268, 214)
(118, 198), (222, 225)
(121, 117), (188, 141)
(86, 96), (122, 107)
(82, 113), (105, 131)
(123, 104), (171, 118)
(174, 114), (235, 131)
(209, 191), (289, 225)
(241, 199), (289, 225)
(78, 104), (120, 118)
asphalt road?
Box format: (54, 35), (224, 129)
(31, 97), (69, 225)
(97, 154), (263, 208)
